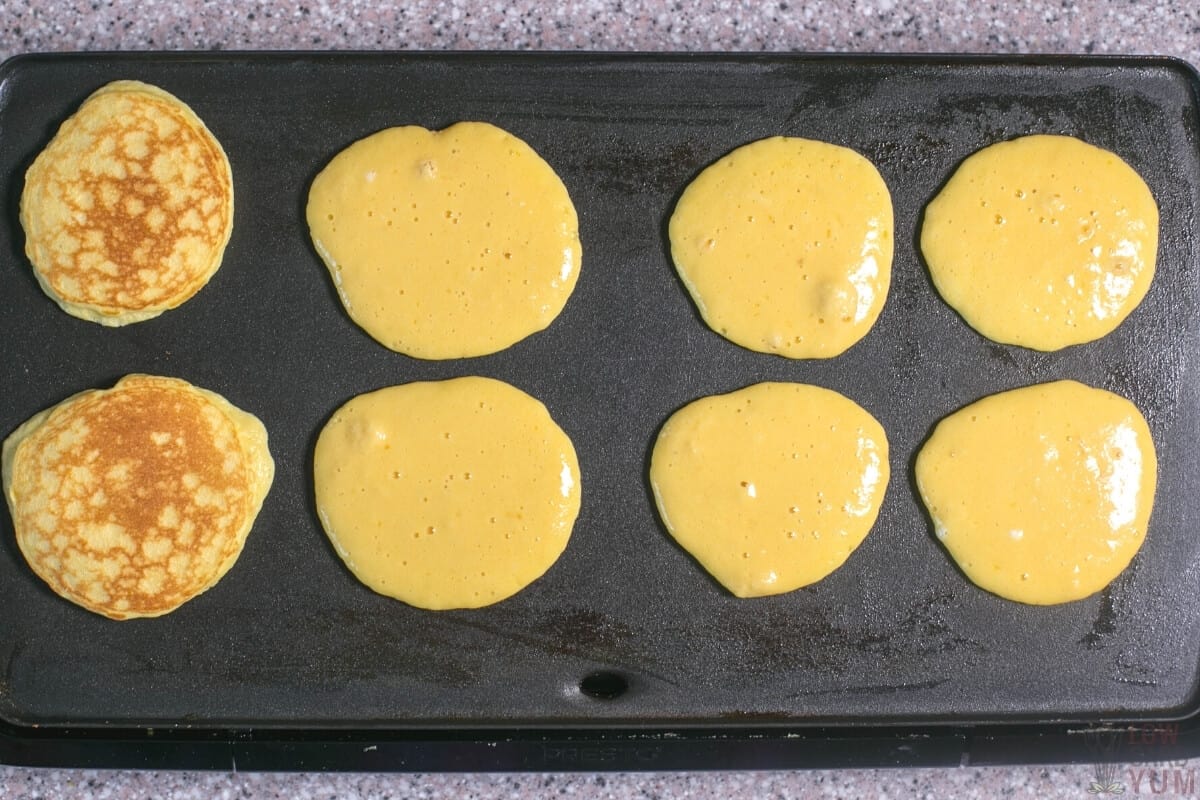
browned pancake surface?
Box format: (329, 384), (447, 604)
(6, 376), (256, 619)
(20, 81), (233, 321)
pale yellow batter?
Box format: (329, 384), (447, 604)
(669, 137), (893, 359)
(915, 380), (1157, 605)
(650, 382), (889, 598)
(306, 122), (581, 359)
(921, 135), (1158, 351)
(313, 377), (581, 610)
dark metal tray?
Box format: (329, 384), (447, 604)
(1, 52), (1199, 770)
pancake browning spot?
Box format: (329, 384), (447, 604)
(20, 81), (234, 325)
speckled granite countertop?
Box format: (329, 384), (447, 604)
(2, 0), (1198, 61)
(2, 2), (1199, 798)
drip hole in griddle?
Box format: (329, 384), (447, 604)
(579, 671), (629, 700)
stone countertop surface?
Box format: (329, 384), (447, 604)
(2, 1), (1199, 798)
(1, 0), (1197, 61)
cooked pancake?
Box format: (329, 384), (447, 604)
(20, 80), (234, 325)
(1, 375), (273, 620)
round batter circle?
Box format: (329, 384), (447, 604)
(920, 135), (1158, 351)
(306, 122), (582, 360)
(915, 380), (1157, 605)
(668, 136), (894, 359)
(650, 382), (889, 598)
(313, 377), (581, 610)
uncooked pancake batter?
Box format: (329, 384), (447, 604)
(313, 377), (581, 610)
(915, 380), (1157, 605)
(306, 122), (581, 359)
(668, 137), (893, 359)
(921, 135), (1158, 350)
(650, 382), (889, 598)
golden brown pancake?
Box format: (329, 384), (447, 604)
(1, 375), (273, 620)
(20, 81), (234, 325)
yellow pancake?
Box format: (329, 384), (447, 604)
(650, 382), (889, 598)
(915, 380), (1157, 605)
(668, 137), (893, 359)
(921, 135), (1158, 350)
(20, 80), (234, 325)
(313, 377), (581, 610)
(306, 122), (581, 359)
(2, 375), (274, 620)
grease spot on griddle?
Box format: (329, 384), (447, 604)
(441, 605), (677, 686)
(1114, 648), (1160, 688)
(1104, 333), (1186, 431)
(1080, 586), (1120, 651)
(697, 588), (985, 683)
(529, 607), (636, 653)
(858, 589), (986, 660)
(865, 131), (950, 179)
(784, 71), (889, 119)
(567, 139), (699, 195)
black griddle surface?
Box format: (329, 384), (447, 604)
(1, 53), (1199, 731)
